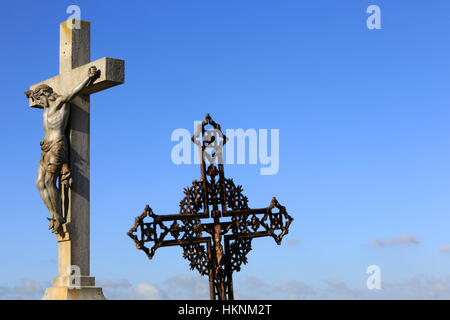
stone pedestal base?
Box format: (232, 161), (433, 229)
(42, 286), (106, 300)
(42, 275), (106, 300)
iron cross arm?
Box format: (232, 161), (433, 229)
(127, 196), (293, 260)
(221, 197), (293, 244)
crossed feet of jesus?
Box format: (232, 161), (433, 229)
(47, 215), (65, 234)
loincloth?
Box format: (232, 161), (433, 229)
(39, 136), (70, 179)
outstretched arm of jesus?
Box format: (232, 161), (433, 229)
(62, 66), (100, 104)
(48, 66), (100, 114)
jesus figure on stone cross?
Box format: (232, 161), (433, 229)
(25, 66), (100, 234)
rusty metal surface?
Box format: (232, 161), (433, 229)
(127, 114), (293, 300)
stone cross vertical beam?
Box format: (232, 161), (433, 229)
(27, 19), (124, 300)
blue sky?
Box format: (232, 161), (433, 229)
(1, 0), (450, 299)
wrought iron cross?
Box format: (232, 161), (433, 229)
(127, 114), (293, 300)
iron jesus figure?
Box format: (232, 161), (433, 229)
(25, 66), (100, 234)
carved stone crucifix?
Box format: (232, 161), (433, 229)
(26, 19), (124, 300)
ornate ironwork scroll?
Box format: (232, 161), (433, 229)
(127, 114), (293, 300)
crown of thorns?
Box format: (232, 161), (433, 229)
(25, 84), (54, 101)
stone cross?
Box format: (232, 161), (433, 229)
(27, 19), (124, 300)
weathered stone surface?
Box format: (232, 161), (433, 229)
(42, 287), (106, 300)
(27, 19), (124, 300)
(28, 57), (124, 108)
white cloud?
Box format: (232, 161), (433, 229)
(0, 279), (44, 299)
(392, 275), (448, 299)
(239, 274), (450, 300)
(322, 274), (450, 300)
(97, 279), (132, 289)
(323, 279), (364, 299)
(163, 274), (209, 299)
(440, 245), (450, 253)
(101, 275), (208, 300)
(8, 272), (450, 300)
(286, 238), (300, 248)
(103, 275), (315, 300)
(275, 280), (316, 299)
(370, 233), (420, 248)
(15, 279), (43, 297)
(101, 281), (166, 300)
(237, 276), (315, 300)
(133, 283), (165, 300)
(0, 287), (8, 297)
(244, 276), (268, 290)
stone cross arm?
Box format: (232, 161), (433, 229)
(28, 57), (124, 108)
